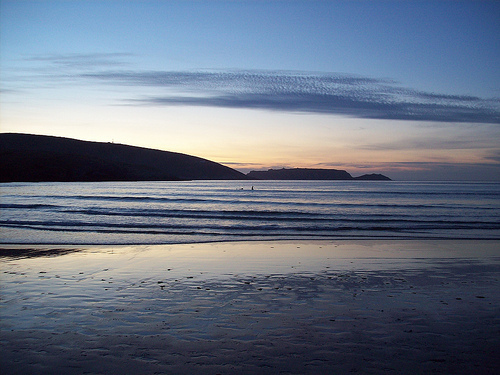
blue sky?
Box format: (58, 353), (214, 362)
(1, 0), (499, 180)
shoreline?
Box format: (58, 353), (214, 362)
(1, 236), (500, 248)
(1, 240), (499, 374)
(1, 238), (499, 262)
(1, 234), (500, 247)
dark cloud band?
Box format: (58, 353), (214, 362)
(80, 70), (499, 124)
(18, 54), (499, 124)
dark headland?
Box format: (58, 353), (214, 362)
(0, 133), (247, 182)
(0, 133), (390, 182)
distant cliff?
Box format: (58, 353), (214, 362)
(353, 173), (391, 181)
(247, 168), (391, 181)
(0, 133), (248, 182)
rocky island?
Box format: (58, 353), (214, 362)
(1, 133), (391, 182)
(247, 168), (391, 181)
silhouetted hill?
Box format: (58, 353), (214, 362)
(247, 168), (391, 181)
(247, 168), (352, 180)
(353, 173), (391, 181)
(0, 133), (247, 182)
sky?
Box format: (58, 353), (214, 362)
(1, 0), (499, 180)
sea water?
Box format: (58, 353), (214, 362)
(0, 180), (499, 244)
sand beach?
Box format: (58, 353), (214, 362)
(1, 240), (499, 374)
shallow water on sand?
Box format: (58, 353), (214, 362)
(1, 180), (499, 244)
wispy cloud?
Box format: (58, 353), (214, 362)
(3, 53), (135, 91)
(12, 54), (500, 124)
(26, 53), (134, 69)
(359, 136), (499, 151)
(316, 160), (500, 180)
(318, 160), (500, 171)
(484, 150), (500, 163)
(79, 69), (500, 124)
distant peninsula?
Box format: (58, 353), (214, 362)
(0, 133), (391, 183)
(0, 133), (247, 182)
(246, 168), (391, 181)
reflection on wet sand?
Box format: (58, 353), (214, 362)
(1, 240), (499, 374)
(0, 247), (83, 260)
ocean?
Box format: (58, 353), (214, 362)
(0, 180), (499, 244)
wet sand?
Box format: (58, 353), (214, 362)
(1, 240), (499, 374)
